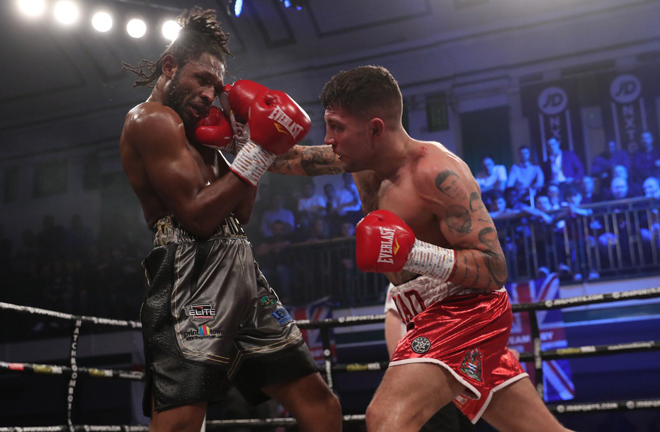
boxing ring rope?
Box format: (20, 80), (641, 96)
(2, 286), (660, 429)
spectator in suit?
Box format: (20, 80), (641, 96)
(542, 137), (584, 185)
(591, 140), (630, 188)
(475, 155), (507, 194)
(507, 145), (544, 191)
(632, 131), (660, 183)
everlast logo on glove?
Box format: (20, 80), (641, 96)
(377, 227), (398, 264)
(268, 106), (304, 140)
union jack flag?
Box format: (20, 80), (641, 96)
(292, 297), (337, 365)
(507, 273), (575, 402)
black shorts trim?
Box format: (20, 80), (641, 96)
(232, 340), (320, 405)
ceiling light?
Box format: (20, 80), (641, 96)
(54, 1), (79, 25)
(17, 0), (46, 17)
(162, 20), (180, 41)
(127, 18), (147, 38)
(92, 11), (113, 32)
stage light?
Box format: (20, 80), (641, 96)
(127, 18), (146, 38)
(279, 0), (306, 10)
(234, 0), (243, 17)
(54, 1), (79, 25)
(162, 20), (180, 41)
(17, 0), (46, 17)
(92, 11), (113, 32)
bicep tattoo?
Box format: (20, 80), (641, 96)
(444, 205), (473, 236)
(469, 192), (493, 224)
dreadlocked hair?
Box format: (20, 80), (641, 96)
(122, 7), (232, 88)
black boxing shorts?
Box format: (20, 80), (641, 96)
(140, 215), (318, 416)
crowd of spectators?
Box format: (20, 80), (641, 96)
(1, 133), (659, 331)
(0, 213), (146, 339)
(477, 131), (660, 281)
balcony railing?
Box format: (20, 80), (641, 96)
(264, 197), (660, 307)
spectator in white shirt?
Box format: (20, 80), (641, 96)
(297, 182), (326, 229)
(507, 146), (544, 191)
(476, 155), (507, 193)
(337, 173), (361, 214)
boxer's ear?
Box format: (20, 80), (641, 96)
(369, 118), (385, 139)
(161, 54), (177, 79)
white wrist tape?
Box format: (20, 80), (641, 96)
(403, 239), (456, 283)
(230, 140), (276, 187)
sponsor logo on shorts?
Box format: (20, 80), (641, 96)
(410, 336), (431, 354)
(183, 325), (224, 341)
(454, 394), (469, 406)
(189, 303), (216, 320)
(260, 296), (277, 306)
(271, 307), (293, 326)
(460, 348), (483, 382)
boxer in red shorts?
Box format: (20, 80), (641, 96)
(260, 65), (573, 431)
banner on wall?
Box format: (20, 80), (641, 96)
(521, 81), (585, 164)
(506, 273), (575, 402)
(609, 73), (649, 154)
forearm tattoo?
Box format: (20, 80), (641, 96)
(301, 146), (343, 176)
(269, 148), (297, 174)
(478, 227), (508, 286)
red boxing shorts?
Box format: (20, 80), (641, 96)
(389, 288), (527, 424)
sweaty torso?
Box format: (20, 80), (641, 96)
(120, 102), (224, 228)
(353, 142), (465, 286)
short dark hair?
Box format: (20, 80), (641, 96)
(320, 65), (403, 121)
(122, 7), (231, 88)
(519, 145), (530, 152)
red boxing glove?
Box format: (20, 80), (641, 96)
(227, 80), (269, 123)
(195, 106), (233, 150)
(248, 89), (311, 154)
(356, 210), (416, 273)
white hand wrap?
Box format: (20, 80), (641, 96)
(230, 140), (276, 187)
(403, 239), (456, 283)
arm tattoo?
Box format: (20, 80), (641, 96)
(469, 191), (493, 223)
(357, 176), (379, 213)
(435, 170), (467, 201)
(466, 250), (480, 288)
(301, 146), (343, 176)
(478, 227), (508, 286)
(481, 251), (508, 286)
(444, 205), (472, 236)
(456, 255), (470, 286)
(269, 148), (297, 174)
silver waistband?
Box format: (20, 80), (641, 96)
(152, 215), (246, 245)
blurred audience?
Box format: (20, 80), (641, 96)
(260, 194), (295, 239)
(542, 137), (584, 185)
(591, 140), (630, 187)
(507, 145), (544, 191)
(632, 131), (660, 184)
(475, 155), (507, 194)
